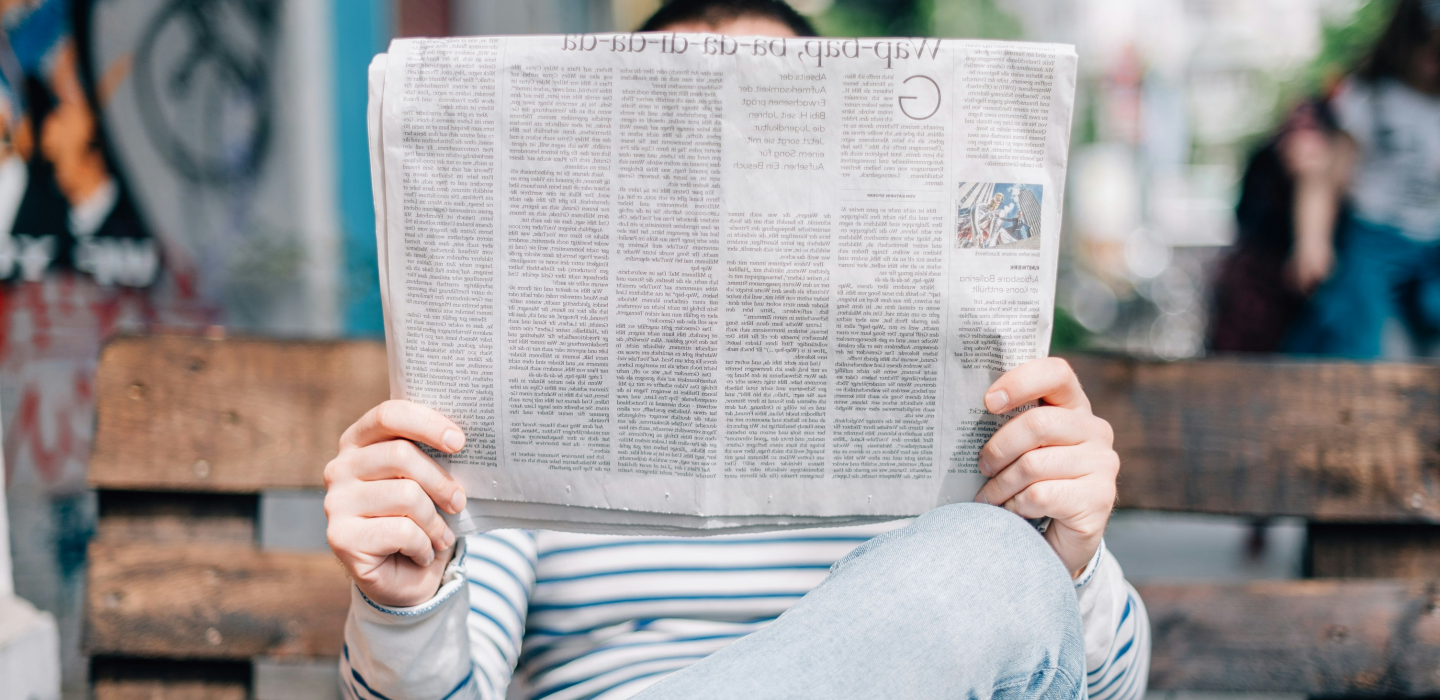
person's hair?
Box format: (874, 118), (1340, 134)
(638, 0), (818, 36)
(1357, 0), (1440, 82)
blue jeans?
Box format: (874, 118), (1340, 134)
(1284, 217), (1440, 358)
(633, 504), (1086, 700)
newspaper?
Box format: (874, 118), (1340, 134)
(368, 34), (1078, 535)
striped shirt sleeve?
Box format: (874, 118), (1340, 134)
(341, 538), (482, 700)
(462, 530), (540, 698)
(339, 531), (539, 700)
(1076, 541), (1151, 700)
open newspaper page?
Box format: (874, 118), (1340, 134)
(369, 34), (1077, 534)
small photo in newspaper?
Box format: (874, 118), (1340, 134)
(955, 182), (1043, 250)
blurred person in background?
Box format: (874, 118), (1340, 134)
(1278, 0), (1440, 357)
(1208, 100), (1346, 353)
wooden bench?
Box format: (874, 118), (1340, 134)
(84, 336), (1440, 697)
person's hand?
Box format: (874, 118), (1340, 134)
(973, 358), (1118, 578)
(1286, 239), (1335, 295)
(1278, 122), (1343, 295)
(325, 400), (469, 608)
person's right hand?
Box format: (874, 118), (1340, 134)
(325, 400), (468, 608)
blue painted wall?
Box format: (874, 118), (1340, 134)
(334, 0), (392, 337)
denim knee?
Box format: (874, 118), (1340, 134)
(828, 503), (1086, 676)
(836, 504), (1070, 586)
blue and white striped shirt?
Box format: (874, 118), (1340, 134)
(342, 523), (1149, 700)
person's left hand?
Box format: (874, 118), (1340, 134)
(973, 357), (1119, 578)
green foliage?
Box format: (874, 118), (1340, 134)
(811, 0), (924, 37)
(1298, 0), (1398, 94)
(1262, 0), (1394, 132)
(811, 3), (892, 37)
(1050, 305), (1091, 353)
(923, 0), (1023, 40)
(810, 0), (1023, 39)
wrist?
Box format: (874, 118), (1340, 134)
(1043, 527), (1100, 580)
(352, 560), (466, 621)
(1071, 540), (1105, 587)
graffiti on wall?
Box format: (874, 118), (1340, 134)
(3, 0), (297, 684)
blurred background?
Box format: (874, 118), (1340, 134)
(0, 0), (1403, 695)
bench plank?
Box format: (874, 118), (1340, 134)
(1070, 356), (1440, 522)
(85, 540), (349, 659)
(90, 657), (249, 700)
(85, 527), (1440, 698)
(1139, 579), (1440, 695)
(88, 337), (1440, 520)
(94, 679), (246, 700)
(91, 336), (388, 492)
(94, 492), (257, 545)
(1309, 524), (1440, 578)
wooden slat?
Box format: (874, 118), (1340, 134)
(1140, 579), (1440, 696)
(94, 678), (246, 700)
(82, 539), (1440, 696)
(91, 336), (388, 492)
(91, 657), (249, 700)
(1310, 524), (1440, 578)
(88, 337), (1440, 518)
(1069, 355), (1440, 522)
(94, 491), (257, 544)
(85, 540), (349, 659)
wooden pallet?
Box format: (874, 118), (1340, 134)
(85, 336), (1440, 697)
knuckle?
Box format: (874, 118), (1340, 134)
(404, 520), (431, 547)
(1094, 416), (1115, 444)
(383, 440), (415, 471)
(371, 519), (407, 549)
(1102, 449), (1121, 477)
(1025, 407), (1057, 440)
(1099, 479), (1118, 506)
(1027, 480), (1059, 508)
(1010, 489), (1036, 513)
(1011, 451), (1040, 483)
(400, 478), (430, 508)
(375, 400), (404, 430)
(1070, 514), (1107, 539)
(322, 457), (342, 487)
(353, 568), (383, 588)
(326, 524), (355, 556)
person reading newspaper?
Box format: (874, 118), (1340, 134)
(327, 1), (1150, 698)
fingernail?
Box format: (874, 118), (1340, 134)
(975, 491), (990, 505)
(442, 527), (455, 548)
(985, 390), (1008, 413)
(977, 455), (992, 477)
(442, 429), (465, 453)
(449, 490), (467, 514)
